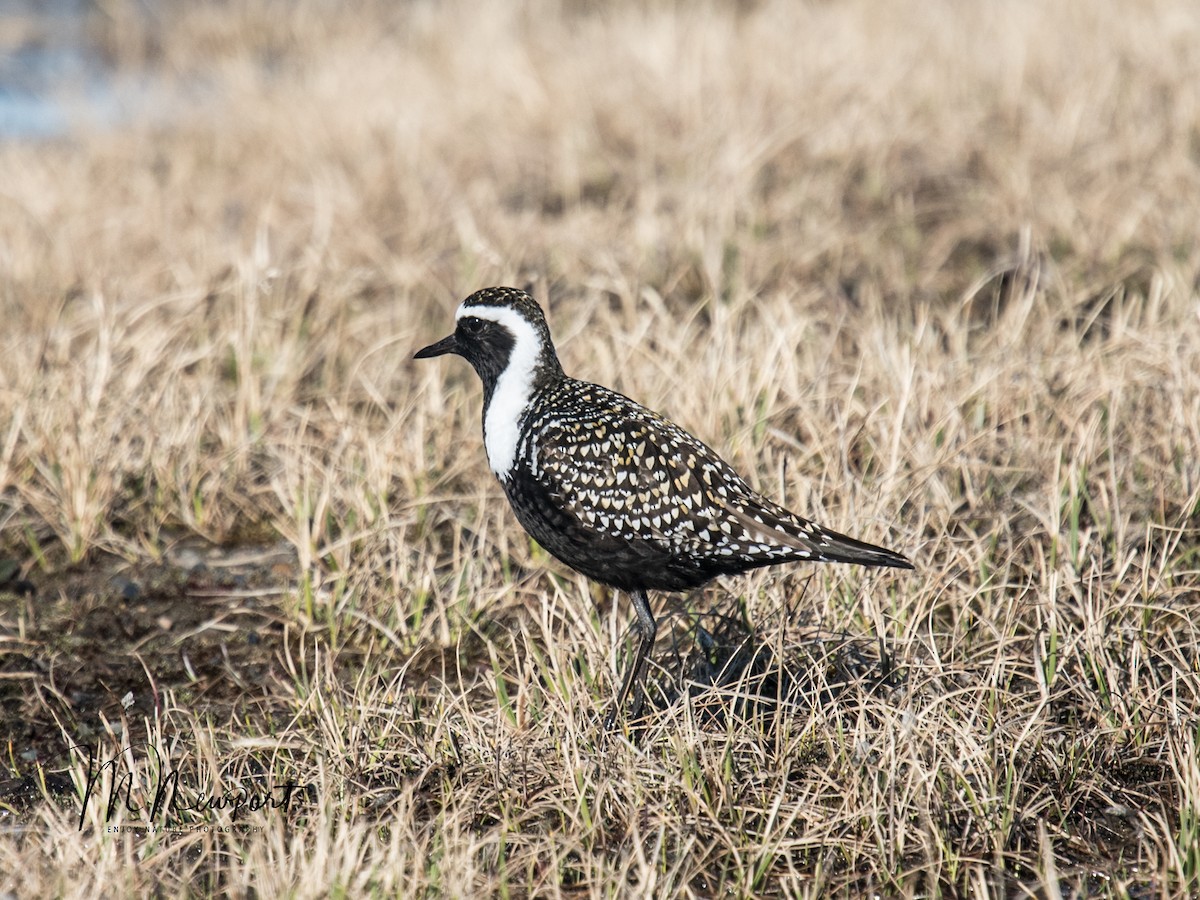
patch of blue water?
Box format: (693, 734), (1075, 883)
(0, 0), (159, 139)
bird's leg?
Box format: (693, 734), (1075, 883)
(604, 590), (657, 731)
(627, 590), (657, 720)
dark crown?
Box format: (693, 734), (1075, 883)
(461, 287), (553, 341)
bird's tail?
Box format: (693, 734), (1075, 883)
(728, 502), (914, 570)
(807, 525), (914, 569)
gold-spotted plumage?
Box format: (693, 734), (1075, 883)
(415, 287), (913, 729)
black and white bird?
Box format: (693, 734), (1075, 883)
(415, 286), (912, 729)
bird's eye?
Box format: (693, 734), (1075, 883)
(460, 317), (485, 335)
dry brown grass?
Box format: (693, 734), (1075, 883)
(1, 0), (1199, 895)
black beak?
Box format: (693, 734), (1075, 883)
(414, 333), (459, 359)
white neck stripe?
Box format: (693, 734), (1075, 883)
(457, 303), (542, 480)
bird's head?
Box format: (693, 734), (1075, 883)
(414, 286), (564, 398)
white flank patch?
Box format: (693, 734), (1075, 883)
(456, 302), (542, 480)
